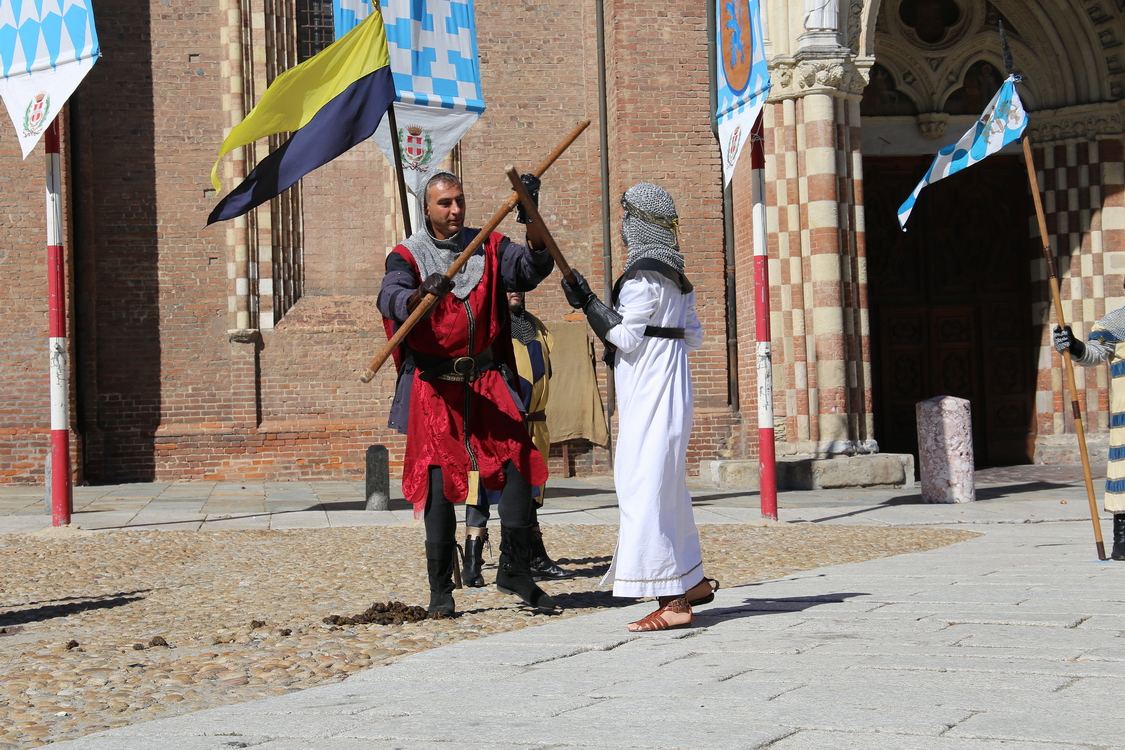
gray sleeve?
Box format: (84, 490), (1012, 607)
(1075, 338), (1115, 367)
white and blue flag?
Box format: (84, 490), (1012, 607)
(715, 0), (770, 186)
(897, 74), (1028, 229)
(334, 0), (484, 195)
(0, 0), (100, 157)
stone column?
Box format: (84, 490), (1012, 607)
(916, 396), (975, 504)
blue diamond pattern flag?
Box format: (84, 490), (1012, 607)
(715, 0), (770, 186)
(897, 74), (1028, 229)
(0, 0), (100, 157)
(333, 0), (484, 195)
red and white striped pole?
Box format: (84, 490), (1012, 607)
(45, 119), (72, 526)
(750, 114), (777, 520)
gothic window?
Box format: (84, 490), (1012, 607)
(298, 0), (334, 62)
(943, 59), (1003, 114)
(899, 0), (961, 44)
(861, 64), (919, 116)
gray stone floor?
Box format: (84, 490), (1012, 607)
(25, 461), (1125, 749)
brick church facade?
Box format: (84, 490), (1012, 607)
(0, 0), (1122, 485)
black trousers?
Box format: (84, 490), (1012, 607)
(424, 462), (534, 545)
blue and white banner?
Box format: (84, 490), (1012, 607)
(715, 0), (770, 186)
(334, 0), (484, 195)
(897, 74), (1028, 229)
(0, 0), (100, 157)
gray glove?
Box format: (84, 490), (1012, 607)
(1053, 325), (1085, 358)
(585, 296), (623, 347)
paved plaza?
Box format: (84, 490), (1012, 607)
(5, 464), (1125, 749)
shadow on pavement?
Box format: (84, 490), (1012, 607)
(1, 592), (149, 626)
(693, 592), (869, 625)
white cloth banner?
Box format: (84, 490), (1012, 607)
(0, 0), (101, 157)
(372, 102), (477, 195)
(715, 0), (770, 186)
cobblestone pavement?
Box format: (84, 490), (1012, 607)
(0, 519), (973, 748)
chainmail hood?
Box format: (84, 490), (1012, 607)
(621, 182), (685, 274)
(1095, 305), (1125, 342)
(400, 170), (484, 299)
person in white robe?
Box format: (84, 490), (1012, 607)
(562, 182), (718, 631)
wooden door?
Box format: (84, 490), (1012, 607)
(864, 155), (1036, 467)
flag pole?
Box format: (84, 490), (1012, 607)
(1021, 135), (1106, 559)
(45, 119), (73, 526)
(749, 114), (777, 520)
(385, 105), (412, 237)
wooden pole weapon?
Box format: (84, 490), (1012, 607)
(504, 165), (577, 285)
(360, 118), (591, 383)
(1022, 135), (1107, 560)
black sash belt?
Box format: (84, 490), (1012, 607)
(645, 326), (685, 339)
(415, 346), (495, 383)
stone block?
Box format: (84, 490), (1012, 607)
(916, 396), (975, 503)
(707, 455), (914, 491)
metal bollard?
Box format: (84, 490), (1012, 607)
(365, 445), (390, 511)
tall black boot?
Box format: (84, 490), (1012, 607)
(495, 525), (559, 612)
(1113, 515), (1125, 561)
(425, 541), (459, 616)
(529, 524), (571, 581)
(462, 526), (488, 587)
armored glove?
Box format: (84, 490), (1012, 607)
(1052, 324), (1086, 358)
(513, 173), (541, 225)
(407, 273), (454, 316)
(561, 270), (621, 347)
(561, 270), (594, 309)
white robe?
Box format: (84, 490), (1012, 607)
(600, 270), (704, 598)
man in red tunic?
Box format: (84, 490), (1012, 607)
(378, 170), (558, 615)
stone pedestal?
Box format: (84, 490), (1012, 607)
(916, 396), (975, 504)
(365, 445), (390, 511)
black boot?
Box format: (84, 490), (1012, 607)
(495, 525), (559, 612)
(425, 541), (460, 616)
(462, 526), (488, 587)
(1113, 515), (1125, 561)
(529, 524), (571, 581)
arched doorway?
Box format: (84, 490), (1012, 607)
(864, 155), (1037, 466)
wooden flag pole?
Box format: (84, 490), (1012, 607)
(1022, 135), (1107, 560)
(385, 106), (413, 238)
(504, 165), (577, 285)
(360, 118), (590, 383)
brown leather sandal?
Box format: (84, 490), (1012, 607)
(626, 595), (693, 632)
(687, 577), (719, 606)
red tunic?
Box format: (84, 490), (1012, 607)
(386, 234), (548, 516)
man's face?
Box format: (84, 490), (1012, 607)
(424, 181), (466, 240)
(507, 291), (525, 314)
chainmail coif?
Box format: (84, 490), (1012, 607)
(401, 170), (485, 300)
(621, 182), (685, 274)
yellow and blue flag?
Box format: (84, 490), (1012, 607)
(897, 75), (1028, 229)
(207, 8), (395, 224)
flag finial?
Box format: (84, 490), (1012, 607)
(999, 20), (1015, 77)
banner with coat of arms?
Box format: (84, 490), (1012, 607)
(0, 0), (101, 157)
(333, 0), (485, 196)
(715, 0), (770, 186)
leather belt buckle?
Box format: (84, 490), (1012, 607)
(452, 356), (476, 376)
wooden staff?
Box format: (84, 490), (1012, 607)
(504, 165), (577, 285)
(1022, 135), (1107, 560)
(360, 118), (591, 383)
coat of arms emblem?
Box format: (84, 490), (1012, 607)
(399, 125), (434, 172)
(23, 92), (51, 137)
